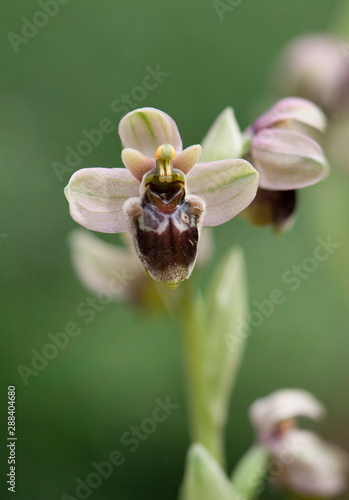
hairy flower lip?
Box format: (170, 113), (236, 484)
(124, 192), (206, 288)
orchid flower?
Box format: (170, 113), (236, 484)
(249, 389), (349, 498)
(201, 99), (329, 230)
(243, 97), (329, 230)
(65, 108), (258, 287)
(244, 97), (328, 188)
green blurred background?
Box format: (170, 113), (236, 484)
(2, 0), (349, 498)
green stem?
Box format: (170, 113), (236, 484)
(179, 280), (225, 467)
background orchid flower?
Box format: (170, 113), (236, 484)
(272, 33), (349, 174)
(249, 389), (349, 498)
(65, 107), (258, 287)
(201, 100), (329, 230)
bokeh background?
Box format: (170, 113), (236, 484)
(2, 0), (349, 498)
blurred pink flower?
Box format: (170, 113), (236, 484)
(242, 98), (329, 230)
(273, 34), (349, 116)
(272, 33), (349, 174)
(250, 389), (349, 498)
(245, 97), (327, 191)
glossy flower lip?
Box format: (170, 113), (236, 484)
(65, 107), (258, 286)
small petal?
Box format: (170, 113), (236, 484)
(249, 389), (325, 441)
(121, 148), (155, 181)
(253, 97), (326, 133)
(118, 107), (182, 158)
(252, 128), (329, 190)
(200, 107), (243, 162)
(173, 145), (202, 174)
(68, 229), (139, 300)
(270, 429), (349, 497)
(65, 167), (139, 233)
(187, 159), (259, 226)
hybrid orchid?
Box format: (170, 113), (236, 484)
(65, 108), (258, 287)
(249, 389), (349, 497)
(201, 99), (329, 230)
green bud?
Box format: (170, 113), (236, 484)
(200, 107), (243, 162)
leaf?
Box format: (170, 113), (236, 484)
(180, 444), (238, 500)
(204, 248), (249, 432)
(231, 445), (269, 500)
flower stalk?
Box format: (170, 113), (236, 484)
(179, 248), (249, 468)
(180, 281), (226, 466)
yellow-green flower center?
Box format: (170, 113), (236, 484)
(154, 143), (176, 182)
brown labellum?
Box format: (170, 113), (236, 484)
(125, 169), (205, 287)
(242, 187), (296, 232)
